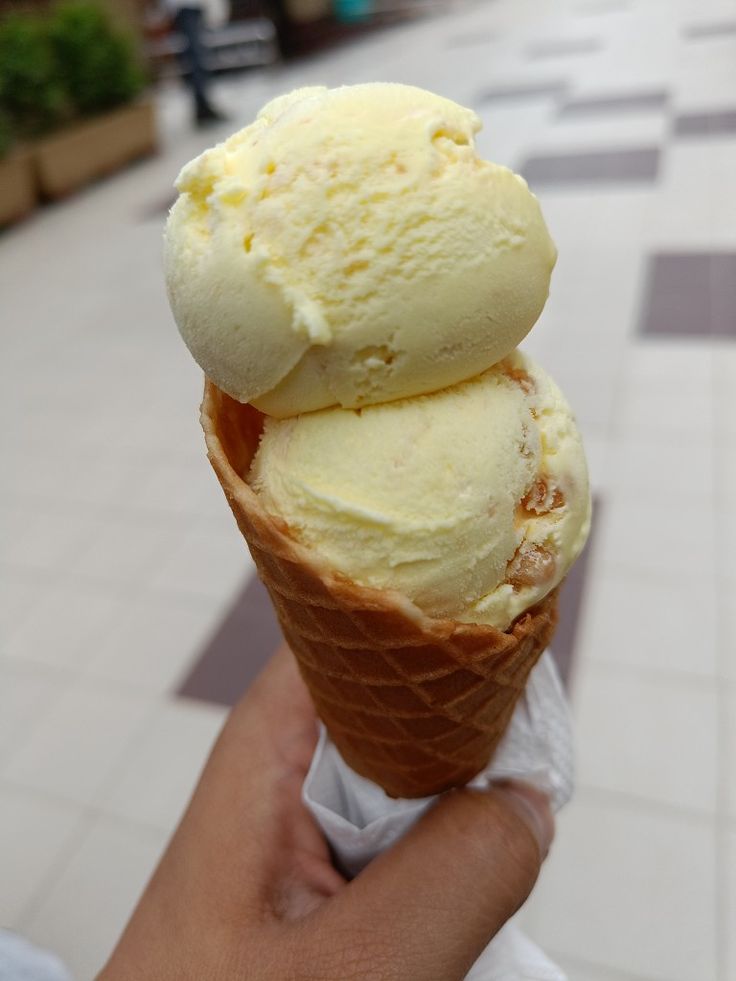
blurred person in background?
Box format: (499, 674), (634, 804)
(164, 0), (229, 125)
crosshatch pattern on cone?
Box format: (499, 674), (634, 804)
(202, 381), (560, 798)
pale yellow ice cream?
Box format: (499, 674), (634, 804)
(165, 84), (557, 417)
(249, 351), (590, 629)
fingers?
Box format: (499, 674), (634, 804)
(226, 643), (319, 772)
(312, 781), (553, 981)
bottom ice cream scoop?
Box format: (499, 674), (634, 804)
(248, 350), (590, 629)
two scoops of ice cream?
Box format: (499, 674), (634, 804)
(165, 83), (591, 798)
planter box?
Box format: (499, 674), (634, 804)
(0, 147), (37, 227)
(35, 100), (157, 199)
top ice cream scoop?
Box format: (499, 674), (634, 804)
(164, 83), (557, 417)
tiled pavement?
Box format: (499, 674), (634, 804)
(1, 0), (735, 977)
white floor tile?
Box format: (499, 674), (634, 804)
(0, 501), (30, 555)
(721, 580), (736, 682)
(623, 341), (713, 389)
(0, 783), (85, 928)
(579, 568), (718, 678)
(67, 517), (184, 589)
(524, 794), (717, 981)
(719, 435), (736, 508)
(549, 953), (656, 981)
(0, 659), (68, 767)
(675, 41), (736, 113)
(3, 582), (128, 673)
(607, 435), (714, 501)
(54, 454), (149, 512)
(21, 814), (168, 980)
(572, 660), (718, 813)
(649, 143), (716, 248)
(123, 458), (224, 521)
(722, 508), (736, 586)
(2, 508), (106, 576)
(726, 828), (736, 981)
(86, 593), (224, 693)
(100, 699), (225, 831)
(148, 525), (254, 602)
(0, 571), (39, 649)
(1, 681), (155, 806)
(577, 433), (609, 497)
(614, 381), (714, 442)
(724, 688), (736, 822)
(596, 493), (715, 582)
(714, 346), (736, 443)
(536, 189), (655, 255)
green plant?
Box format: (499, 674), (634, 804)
(49, 1), (145, 117)
(0, 14), (66, 136)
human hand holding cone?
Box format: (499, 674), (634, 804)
(166, 84), (591, 798)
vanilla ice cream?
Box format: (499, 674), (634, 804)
(249, 350), (590, 629)
(165, 84), (557, 417)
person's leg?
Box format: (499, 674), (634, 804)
(174, 7), (224, 123)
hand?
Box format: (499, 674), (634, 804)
(100, 645), (553, 981)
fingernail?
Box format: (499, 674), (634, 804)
(493, 780), (554, 858)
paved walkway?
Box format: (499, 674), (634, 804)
(1, 0), (735, 977)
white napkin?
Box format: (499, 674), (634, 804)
(302, 651), (572, 980)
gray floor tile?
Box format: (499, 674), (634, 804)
(674, 109), (736, 137)
(559, 90), (669, 116)
(683, 20), (736, 39)
(639, 252), (736, 337)
(519, 147), (660, 185)
(178, 575), (281, 707)
(527, 39), (603, 59)
(141, 192), (177, 221)
(475, 80), (567, 104)
(712, 254), (736, 337)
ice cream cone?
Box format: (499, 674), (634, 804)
(201, 379), (559, 799)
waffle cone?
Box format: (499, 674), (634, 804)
(201, 379), (560, 798)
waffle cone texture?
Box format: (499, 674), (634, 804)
(201, 379), (560, 798)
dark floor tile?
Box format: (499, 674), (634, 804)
(559, 90), (669, 116)
(476, 80), (567, 104)
(527, 38), (603, 59)
(141, 192), (177, 221)
(674, 109), (736, 137)
(683, 20), (736, 39)
(639, 252), (736, 338)
(711, 254), (736, 337)
(552, 498), (599, 688)
(178, 575), (282, 707)
(639, 253), (710, 336)
(519, 146), (660, 185)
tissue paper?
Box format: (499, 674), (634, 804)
(302, 651), (572, 980)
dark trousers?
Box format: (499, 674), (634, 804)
(174, 7), (212, 114)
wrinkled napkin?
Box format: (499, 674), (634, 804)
(302, 651), (572, 980)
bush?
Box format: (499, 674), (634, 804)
(0, 15), (66, 137)
(49, 2), (145, 117)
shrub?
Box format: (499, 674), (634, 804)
(0, 15), (66, 136)
(49, 1), (145, 117)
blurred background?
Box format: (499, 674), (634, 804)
(0, 0), (734, 977)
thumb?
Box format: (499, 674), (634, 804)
(322, 781), (553, 981)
